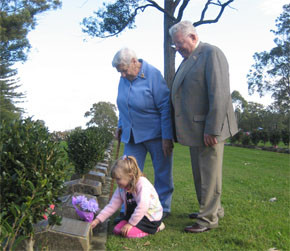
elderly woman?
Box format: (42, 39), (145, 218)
(112, 47), (173, 220)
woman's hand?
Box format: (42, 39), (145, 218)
(121, 223), (133, 237)
(91, 218), (100, 229)
(162, 139), (173, 157)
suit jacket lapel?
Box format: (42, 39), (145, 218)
(172, 42), (203, 95)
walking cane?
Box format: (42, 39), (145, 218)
(109, 137), (121, 200)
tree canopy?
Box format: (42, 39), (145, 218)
(231, 90), (287, 132)
(84, 101), (118, 133)
(0, 0), (62, 122)
(82, 0), (235, 85)
(247, 4), (290, 113)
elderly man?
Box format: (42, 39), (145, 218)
(169, 21), (238, 233)
(112, 47), (174, 220)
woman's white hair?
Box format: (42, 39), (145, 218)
(169, 20), (197, 38)
(112, 47), (138, 68)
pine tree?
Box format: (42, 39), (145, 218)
(0, 0), (61, 122)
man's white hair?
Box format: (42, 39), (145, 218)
(169, 21), (197, 38)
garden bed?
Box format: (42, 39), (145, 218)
(227, 143), (289, 154)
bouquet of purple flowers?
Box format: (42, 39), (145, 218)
(72, 195), (99, 222)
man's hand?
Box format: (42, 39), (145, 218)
(204, 134), (218, 147)
(115, 128), (122, 140)
(121, 223), (133, 237)
(91, 218), (100, 229)
(162, 139), (174, 157)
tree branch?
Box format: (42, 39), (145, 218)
(193, 0), (235, 27)
(176, 0), (190, 22)
(147, 0), (176, 20)
(91, 4), (154, 38)
(94, 1), (178, 38)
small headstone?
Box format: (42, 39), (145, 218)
(65, 179), (102, 196)
(34, 217), (92, 251)
(81, 179), (102, 196)
(56, 193), (98, 221)
(103, 157), (110, 163)
(98, 195), (110, 209)
(101, 177), (112, 195)
(85, 170), (106, 184)
(97, 162), (109, 168)
(94, 165), (108, 176)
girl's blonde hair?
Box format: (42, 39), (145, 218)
(111, 155), (143, 193)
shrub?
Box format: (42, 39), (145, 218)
(281, 129), (289, 146)
(259, 130), (269, 145)
(0, 118), (69, 250)
(269, 130), (281, 147)
(230, 130), (243, 144)
(66, 126), (113, 175)
(250, 130), (260, 146)
(241, 133), (251, 145)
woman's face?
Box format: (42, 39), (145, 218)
(116, 58), (139, 81)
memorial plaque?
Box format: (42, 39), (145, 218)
(34, 217), (91, 251)
(51, 217), (90, 237)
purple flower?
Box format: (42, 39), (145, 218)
(72, 195), (87, 206)
(72, 196), (99, 213)
(87, 199), (99, 213)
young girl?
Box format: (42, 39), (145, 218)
(91, 155), (165, 238)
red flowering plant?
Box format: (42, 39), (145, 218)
(43, 204), (62, 225)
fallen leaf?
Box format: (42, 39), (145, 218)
(123, 246), (131, 250)
(143, 241), (151, 246)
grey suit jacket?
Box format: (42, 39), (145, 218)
(170, 42), (238, 146)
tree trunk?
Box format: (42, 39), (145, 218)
(163, 0), (176, 89)
(25, 236), (34, 251)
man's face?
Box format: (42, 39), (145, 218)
(172, 31), (197, 59)
(116, 59), (139, 81)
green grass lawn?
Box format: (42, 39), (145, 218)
(106, 143), (290, 250)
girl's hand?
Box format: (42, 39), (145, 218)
(121, 223), (133, 237)
(91, 218), (100, 229)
